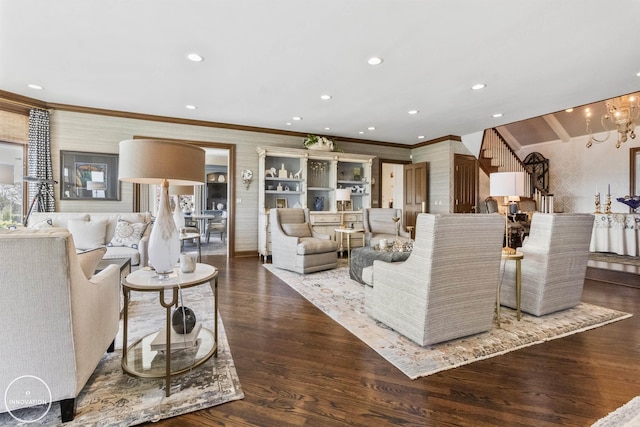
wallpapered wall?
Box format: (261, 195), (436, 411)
(49, 110), (410, 253)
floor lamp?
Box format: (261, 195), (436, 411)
(336, 188), (351, 227)
(490, 171), (525, 255)
(119, 139), (205, 276)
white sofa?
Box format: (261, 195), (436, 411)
(27, 212), (152, 267)
(0, 228), (120, 422)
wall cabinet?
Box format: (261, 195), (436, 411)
(257, 146), (375, 259)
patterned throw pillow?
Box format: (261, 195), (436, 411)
(108, 220), (148, 249)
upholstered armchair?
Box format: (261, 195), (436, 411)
(363, 213), (504, 346)
(363, 208), (411, 247)
(270, 208), (338, 274)
(0, 228), (120, 422)
(500, 213), (594, 316)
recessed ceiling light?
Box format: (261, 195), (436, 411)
(187, 53), (204, 62)
(368, 126), (376, 130)
(408, 110), (419, 115)
(492, 113), (503, 118)
(359, 131), (365, 135)
(471, 83), (486, 90)
(368, 57), (383, 66)
(292, 116), (302, 121)
(27, 84), (43, 90)
(324, 127), (331, 130)
(565, 108), (574, 113)
(285, 122), (292, 126)
(418, 136), (425, 139)
(320, 94), (332, 100)
(636, 71), (640, 77)
(185, 105), (197, 110)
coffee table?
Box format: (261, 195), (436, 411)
(121, 263), (218, 397)
(349, 246), (412, 284)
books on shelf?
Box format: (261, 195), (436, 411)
(150, 321), (202, 352)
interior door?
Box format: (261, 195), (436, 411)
(454, 154), (477, 213)
(403, 162), (428, 231)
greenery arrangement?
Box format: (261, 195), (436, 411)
(303, 134), (335, 151)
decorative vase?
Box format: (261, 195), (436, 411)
(314, 196), (324, 211)
(172, 306), (197, 334)
(173, 196), (185, 230)
(149, 181), (181, 275)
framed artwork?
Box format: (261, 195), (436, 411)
(344, 200), (352, 211)
(60, 151), (120, 200)
(275, 198), (287, 209)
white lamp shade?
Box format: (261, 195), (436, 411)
(490, 172), (525, 197)
(0, 163), (14, 185)
(336, 188), (351, 202)
(169, 184), (194, 195)
(118, 139), (206, 185)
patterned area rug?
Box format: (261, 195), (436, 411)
(264, 263), (632, 379)
(0, 284), (243, 426)
(592, 396), (640, 427)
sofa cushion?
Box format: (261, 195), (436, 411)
(103, 246), (140, 265)
(67, 219), (108, 250)
(77, 246), (107, 279)
(282, 223), (312, 238)
(108, 219), (148, 249)
(297, 237), (338, 255)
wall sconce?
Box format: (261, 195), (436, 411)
(242, 169), (253, 190)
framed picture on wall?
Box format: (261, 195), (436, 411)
(60, 151), (120, 200)
(275, 198), (287, 209)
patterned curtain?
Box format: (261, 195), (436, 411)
(27, 109), (55, 212)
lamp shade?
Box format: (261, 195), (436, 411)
(336, 188), (351, 202)
(169, 185), (194, 195)
(0, 163), (14, 185)
(490, 172), (525, 197)
(118, 139), (205, 185)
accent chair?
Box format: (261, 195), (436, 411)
(500, 213), (595, 316)
(363, 213), (505, 346)
(0, 228), (120, 422)
(270, 208), (338, 274)
(362, 208), (411, 247)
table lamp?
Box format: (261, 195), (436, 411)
(0, 164), (14, 185)
(169, 184), (194, 231)
(336, 188), (351, 227)
(490, 171), (525, 255)
(119, 139), (205, 276)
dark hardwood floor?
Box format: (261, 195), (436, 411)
(148, 256), (640, 427)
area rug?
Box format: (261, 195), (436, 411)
(592, 396), (640, 427)
(0, 285), (243, 426)
(264, 264), (632, 379)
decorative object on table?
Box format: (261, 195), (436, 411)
(179, 252), (197, 273)
(294, 168), (302, 179)
(241, 168), (253, 190)
(314, 196), (324, 211)
(265, 167), (276, 177)
(490, 171), (526, 255)
(391, 216), (400, 242)
(60, 150), (120, 200)
(276, 183), (283, 192)
(605, 193), (612, 214)
(303, 134), (334, 151)
(616, 195), (640, 211)
(336, 188), (351, 227)
(217, 174), (225, 183)
(275, 198), (287, 209)
(216, 202), (224, 210)
(353, 167), (361, 181)
(169, 184), (194, 230)
(594, 192), (602, 213)
(278, 163), (288, 178)
(119, 139), (205, 276)
(171, 306), (197, 334)
(585, 94), (638, 148)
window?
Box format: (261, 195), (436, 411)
(0, 141), (25, 227)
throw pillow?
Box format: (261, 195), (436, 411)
(282, 223), (313, 238)
(29, 218), (53, 229)
(77, 246), (107, 279)
(108, 219), (148, 249)
(67, 218), (108, 250)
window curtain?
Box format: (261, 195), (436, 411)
(27, 108), (55, 213)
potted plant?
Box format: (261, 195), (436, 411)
(303, 134), (335, 151)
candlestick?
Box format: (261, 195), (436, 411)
(594, 193), (601, 214)
(608, 184), (610, 196)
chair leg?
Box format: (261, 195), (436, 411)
(107, 339), (115, 353)
(60, 398), (76, 422)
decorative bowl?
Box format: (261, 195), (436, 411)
(616, 196), (640, 210)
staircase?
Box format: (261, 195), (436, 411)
(479, 128), (531, 195)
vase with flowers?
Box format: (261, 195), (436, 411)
(303, 134), (335, 151)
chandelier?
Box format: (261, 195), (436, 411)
(585, 94), (639, 148)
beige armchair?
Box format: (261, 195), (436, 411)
(270, 208), (338, 274)
(363, 208), (411, 247)
(0, 228), (120, 422)
(500, 213), (594, 316)
(364, 213), (504, 346)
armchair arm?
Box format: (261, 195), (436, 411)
(311, 230), (331, 240)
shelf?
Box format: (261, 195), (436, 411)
(307, 187), (333, 191)
(338, 180), (368, 185)
(265, 177), (303, 182)
(266, 191), (303, 195)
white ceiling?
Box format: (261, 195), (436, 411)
(1, 0), (639, 147)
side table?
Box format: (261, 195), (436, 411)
(334, 228), (365, 267)
(497, 251), (523, 327)
(121, 263), (218, 397)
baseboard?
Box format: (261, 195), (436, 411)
(586, 266), (640, 289)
